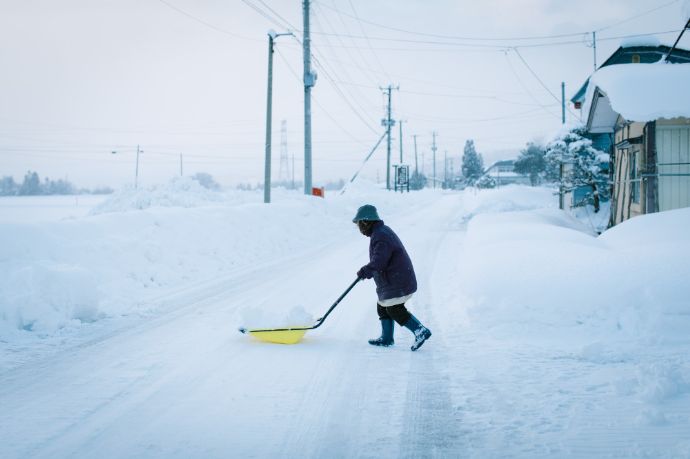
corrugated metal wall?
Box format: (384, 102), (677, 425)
(657, 125), (690, 211)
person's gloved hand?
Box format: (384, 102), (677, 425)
(357, 266), (374, 279)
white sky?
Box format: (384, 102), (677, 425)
(1, 0), (689, 188)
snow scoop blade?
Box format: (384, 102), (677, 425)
(237, 278), (361, 345)
(239, 327), (308, 345)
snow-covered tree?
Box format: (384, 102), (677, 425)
(409, 170), (427, 190)
(476, 174), (496, 189)
(545, 127), (610, 212)
(192, 172), (221, 191)
(461, 140), (484, 185)
(513, 143), (546, 186)
(0, 176), (18, 196)
(19, 171), (41, 195)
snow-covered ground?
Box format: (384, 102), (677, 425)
(1, 180), (689, 458)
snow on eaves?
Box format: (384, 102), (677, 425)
(619, 35), (661, 49)
(583, 62), (690, 123)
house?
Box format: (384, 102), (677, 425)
(482, 160), (531, 186)
(583, 62), (690, 226)
(571, 40), (690, 110)
(571, 40), (690, 157)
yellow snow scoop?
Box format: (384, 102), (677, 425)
(239, 278), (361, 345)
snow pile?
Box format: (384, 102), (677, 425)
(458, 205), (690, 343)
(584, 62), (690, 122)
(241, 305), (314, 330)
(0, 180), (354, 337)
(89, 176), (226, 214)
(460, 185), (559, 224)
(1, 262), (101, 332)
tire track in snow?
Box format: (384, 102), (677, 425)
(399, 193), (468, 458)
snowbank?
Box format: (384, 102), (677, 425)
(89, 176), (227, 214)
(459, 204), (690, 345)
(3, 179), (689, 368)
(0, 179), (355, 337)
(0, 177), (437, 340)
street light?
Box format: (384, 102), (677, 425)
(264, 29), (293, 204)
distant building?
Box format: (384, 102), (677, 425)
(482, 160), (530, 186)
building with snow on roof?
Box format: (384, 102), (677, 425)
(481, 160), (531, 187)
(583, 61), (690, 226)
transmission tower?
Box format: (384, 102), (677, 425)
(279, 120), (289, 182)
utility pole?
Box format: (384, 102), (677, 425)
(664, 18), (690, 62)
(413, 134), (419, 176)
(135, 144), (143, 189)
(592, 31), (597, 70)
(444, 150), (448, 186)
(303, 0), (317, 195)
(431, 132), (437, 189)
(561, 82), (566, 124)
(380, 85), (398, 190)
(279, 120), (289, 182)
(264, 30), (292, 204)
(399, 119), (404, 163)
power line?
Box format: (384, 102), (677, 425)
(503, 50), (560, 120)
(155, 0), (258, 41)
(313, 1), (587, 42)
(239, 0), (288, 30)
(346, 0), (392, 82)
(511, 48), (579, 119)
(274, 48), (369, 145)
(255, 0), (301, 32)
(310, 6), (381, 121)
(596, 0), (680, 32)
(242, 0), (380, 135)
(312, 0), (381, 88)
(314, 0), (683, 44)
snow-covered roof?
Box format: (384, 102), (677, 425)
(619, 36), (661, 48)
(584, 62), (690, 131)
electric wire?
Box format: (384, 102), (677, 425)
(241, 0), (380, 135)
(274, 48), (369, 146)
(239, 0), (287, 30)
(310, 8), (380, 125)
(155, 0), (258, 41)
(313, 0), (381, 88)
(503, 51), (561, 120)
(314, 0), (683, 45)
(345, 0), (392, 82)
(512, 48), (580, 119)
(595, 0), (680, 32)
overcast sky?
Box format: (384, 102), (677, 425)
(1, 0), (689, 188)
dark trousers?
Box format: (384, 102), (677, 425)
(377, 303), (411, 326)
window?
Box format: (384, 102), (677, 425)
(630, 151), (640, 204)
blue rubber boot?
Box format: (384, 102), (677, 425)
(368, 318), (394, 347)
(403, 315), (432, 351)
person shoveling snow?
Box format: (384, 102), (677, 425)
(353, 204), (432, 351)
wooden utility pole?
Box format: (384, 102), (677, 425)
(431, 132), (437, 188)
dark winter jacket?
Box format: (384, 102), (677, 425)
(359, 221), (417, 301)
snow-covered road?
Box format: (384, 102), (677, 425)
(0, 193), (468, 458)
(2, 185), (689, 458)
